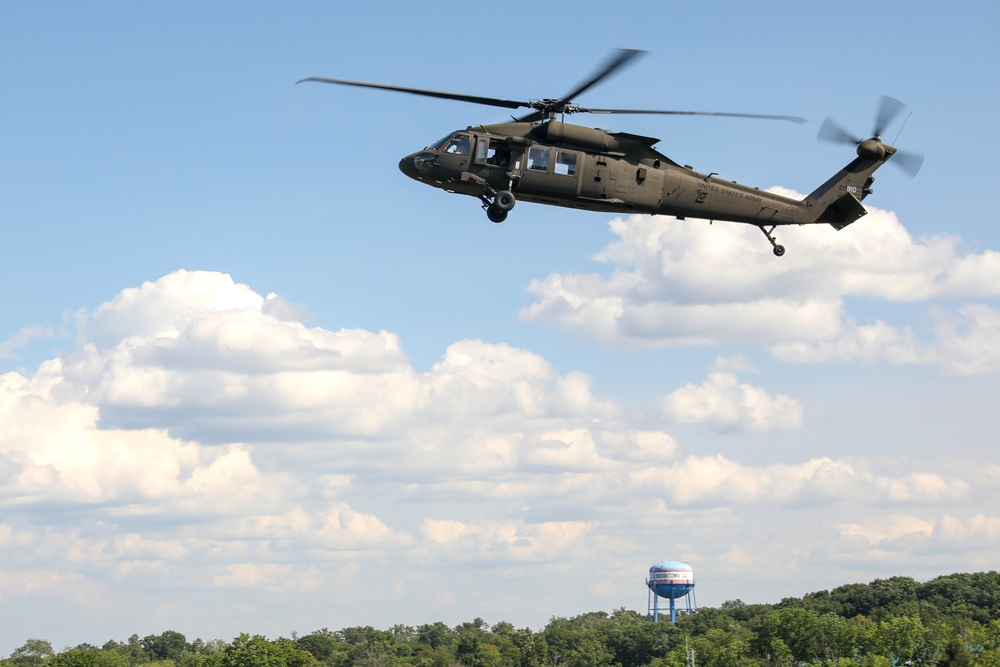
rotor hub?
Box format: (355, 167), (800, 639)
(857, 138), (886, 160)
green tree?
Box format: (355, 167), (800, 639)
(142, 633), (190, 662)
(451, 618), (515, 667)
(417, 623), (455, 651)
(485, 623), (522, 667)
(755, 638), (793, 667)
(755, 608), (820, 662)
(825, 578), (922, 621)
(603, 609), (676, 667)
(117, 634), (151, 666)
(923, 621), (958, 665)
(509, 627), (546, 667)
(919, 572), (1000, 625)
(222, 635), (280, 667)
(458, 638), (501, 667)
(937, 636), (974, 667)
(336, 627), (398, 667)
(48, 648), (129, 667)
(295, 629), (343, 665)
(867, 577), (920, 619)
(10, 640), (54, 667)
(830, 583), (878, 619)
(859, 655), (891, 667)
(799, 589), (846, 616)
(877, 615), (925, 662)
(270, 640), (317, 667)
(220, 634), (315, 667)
(690, 627), (756, 667)
(718, 600), (773, 626)
(812, 613), (855, 661)
(542, 616), (613, 667)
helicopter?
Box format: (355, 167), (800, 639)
(299, 49), (922, 256)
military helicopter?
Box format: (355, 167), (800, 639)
(300, 49), (922, 256)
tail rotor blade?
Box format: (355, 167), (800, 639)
(890, 149), (924, 177)
(874, 95), (906, 136)
(818, 117), (860, 145)
(818, 97), (923, 178)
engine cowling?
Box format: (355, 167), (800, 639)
(540, 121), (622, 152)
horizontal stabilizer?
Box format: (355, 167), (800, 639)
(823, 191), (868, 230)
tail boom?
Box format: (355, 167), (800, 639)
(801, 142), (897, 229)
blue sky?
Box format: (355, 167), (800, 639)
(2, 0), (999, 653)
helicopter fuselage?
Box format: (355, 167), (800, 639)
(302, 49), (915, 256)
(398, 119), (886, 255)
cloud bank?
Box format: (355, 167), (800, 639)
(1, 267), (996, 647)
(521, 199), (1000, 374)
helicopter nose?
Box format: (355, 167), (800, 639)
(400, 150), (437, 181)
(399, 155), (420, 181)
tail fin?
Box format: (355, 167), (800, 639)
(804, 143), (897, 229)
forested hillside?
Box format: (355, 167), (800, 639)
(6, 572), (998, 667)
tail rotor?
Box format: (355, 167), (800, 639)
(818, 96), (924, 177)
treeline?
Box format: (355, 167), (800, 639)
(5, 572), (999, 667)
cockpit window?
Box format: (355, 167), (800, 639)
(429, 135), (452, 150)
(443, 134), (471, 156)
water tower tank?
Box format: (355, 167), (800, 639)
(646, 560), (696, 622)
(647, 560), (694, 599)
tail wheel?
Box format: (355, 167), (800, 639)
(494, 190), (515, 212)
(758, 225), (785, 257)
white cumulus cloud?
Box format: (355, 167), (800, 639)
(661, 371), (804, 432)
(0, 269), (996, 644)
(521, 204), (1000, 373)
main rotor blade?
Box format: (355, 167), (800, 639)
(580, 107), (807, 123)
(515, 49), (649, 122)
(817, 117), (861, 145)
(297, 77), (528, 110)
(874, 95), (906, 136)
(556, 48), (647, 107)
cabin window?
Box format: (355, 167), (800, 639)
(555, 151), (577, 176)
(476, 139), (491, 161)
(443, 134), (470, 156)
(477, 138), (510, 167)
(527, 146), (550, 172)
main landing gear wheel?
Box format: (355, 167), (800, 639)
(773, 244), (785, 257)
(494, 190), (516, 212)
(484, 189), (514, 223)
(487, 206), (508, 223)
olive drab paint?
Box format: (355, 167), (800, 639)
(300, 50), (921, 257)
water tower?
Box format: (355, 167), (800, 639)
(646, 560), (697, 623)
